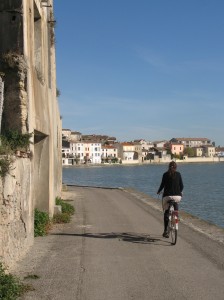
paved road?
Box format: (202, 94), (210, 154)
(15, 186), (224, 300)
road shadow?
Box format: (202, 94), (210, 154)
(51, 232), (172, 246)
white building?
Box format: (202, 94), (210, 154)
(62, 140), (71, 158)
(65, 141), (102, 164)
(70, 142), (85, 163)
(154, 140), (167, 148)
(122, 143), (136, 160)
(102, 145), (118, 161)
(204, 146), (215, 157)
(89, 142), (102, 163)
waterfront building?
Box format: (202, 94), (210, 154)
(170, 143), (184, 156)
(62, 129), (81, 142)
(193, 147), (203, 157)
(62, 140), (71, 158)
(215, 147), (224, 157)
(101, 145), (118, 161)
(133, 141), (143, 162)
(192, 146), (215, 157)
(153, 140), (168, 148)
(203, 145), (215, 157)
(81, 134), (116, 144)
(71, 131), (82, 141)
(119, 142), (136, 161)
(62, 129), (72, 140)
(62, 141), (102, 165)
(88, 142), (102, 164)
(134, 139), (153, 150)
(134, 139), (154, 161)
(70, 142), (85, 163)
(170, 137), (211, 148)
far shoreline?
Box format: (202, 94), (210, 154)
(62, 160), (224, 168)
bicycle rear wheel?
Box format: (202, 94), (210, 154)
(170, 227), (177, 245)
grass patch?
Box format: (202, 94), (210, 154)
(53, 198), (75, 224)
(34, 199), (75, 236)
(0, 262), (33, 299)
(34, 209), (51, 237)
(53, 212), (71, 224)
(55, 197), (75, 215)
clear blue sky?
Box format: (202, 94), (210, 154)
(54, 0), (224, 146)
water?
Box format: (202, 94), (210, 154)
(63, 163), (224, 229)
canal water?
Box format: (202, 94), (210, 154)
(63, 163), (224, 229)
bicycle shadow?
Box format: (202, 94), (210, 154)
(51, 232), (172, 246)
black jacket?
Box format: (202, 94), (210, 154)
(157, 171), (184, 197)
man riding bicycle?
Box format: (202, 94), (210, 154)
(157, 161), (184, 238)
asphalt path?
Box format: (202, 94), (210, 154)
(15, 186), (224, 300)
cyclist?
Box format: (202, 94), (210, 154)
(157, 161), (184, 238)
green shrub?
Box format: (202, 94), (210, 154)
(0, 262), (29, 299)
(1, 130), (32, 152)
(55, 197), (75, 215)
(0, 139), (13, 155)
(0, 157), (14, 177)
(53, 212), (71, 224)
(34, 209), (51, 237)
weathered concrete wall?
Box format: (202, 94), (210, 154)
(0, 157), (33, 268)
(0, 1), (26, 133)
(0, 0), (61, 267)
(0, 1), (23, 55)
(0, 53), (28, 133)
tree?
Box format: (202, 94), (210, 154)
(184, 147), (194, 157)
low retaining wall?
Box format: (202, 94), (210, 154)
(176, 156), (223, 163)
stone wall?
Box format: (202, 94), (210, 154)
(0, 53), (28, 133)
(0, 157), (33, 268)
(0, 76), (4, 132)
(0, 0), (62, 267)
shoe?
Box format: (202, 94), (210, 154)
(162, 231), (169, 238)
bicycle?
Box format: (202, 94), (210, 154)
(167, 200), (178, 245)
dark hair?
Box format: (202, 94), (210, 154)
(168, 161), (177, 176)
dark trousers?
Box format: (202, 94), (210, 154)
(164, 202), (178, 231)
